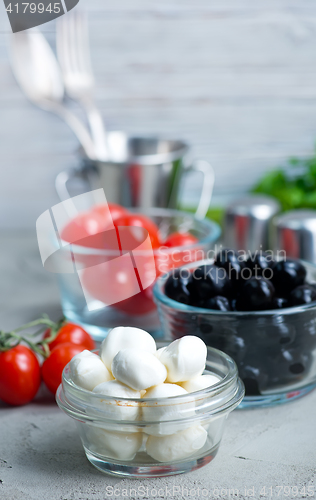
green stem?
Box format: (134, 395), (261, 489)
(0, 316), (66, 357)
(11, 318), (56, 334)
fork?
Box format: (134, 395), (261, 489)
(56, 11), (108, 160)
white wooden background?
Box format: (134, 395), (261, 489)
(1, 0), (316, 228)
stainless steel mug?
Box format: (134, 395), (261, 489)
(273, 209), (316, 263)
(55, 131), (214, 219)
(223, 194), (281, 252)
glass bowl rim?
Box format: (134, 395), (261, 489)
(56, 377), (245, 428)
(153, 258), (316, 317)
(57, 343), (245, 425)
(59, 208), (221, 256)
(61, 344), (238, 404)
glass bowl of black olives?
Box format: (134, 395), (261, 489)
(153, 249), (316, 408)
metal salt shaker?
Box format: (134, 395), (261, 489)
(272, 209), (316, 263)
(223, 195), (281, 252)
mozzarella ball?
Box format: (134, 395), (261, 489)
(87, 427), (143, 461)
(100, 327), (156, 371)
(179, 374), (220, 393)
(146, 425), (208, 462)
(93, 380), (141, 421)
(155, 347), (166, 360)
(112, 348), (167, 391)
(142, 383), (195, 436)
(143, 382), (188, 401)
(69, 350), (113, 391)
(158, 336), (207, 383)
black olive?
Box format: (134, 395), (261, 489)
(268, 349), (312, 387)
(214, 248), (245, 283)
(224, 335), (246, 364)
(289, 285), (316, 306)
(239, 364), (268, 396)
(164, 269), (191, 304)
(272, 296), (289, 309)
(245, 251), (275, 279)
(235, 277), (275, 311)
(204, 296), (232, 312)
(187, 264), (232, 301)
(255, 318), (296, 348)
(271, 259), (306, 295)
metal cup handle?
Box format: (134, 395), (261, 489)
(55, 169), (74, 202)
(55, 168), (105, 218)
(55, 168), (96, 202)
(185, 160), (215, 220)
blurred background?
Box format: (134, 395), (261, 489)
(1, 0), (316, 229)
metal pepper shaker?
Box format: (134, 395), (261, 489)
(223, 194), (281, 252)
(272, 209), (316, 263)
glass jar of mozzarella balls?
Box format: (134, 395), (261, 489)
(56, 335), (244, 478)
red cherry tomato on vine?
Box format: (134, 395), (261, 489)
(113, 213), (161, 249)
(163, 232), (198, 248)
(0, 346), (41, 406)
(42, 343), (86, 394)
(44, 323), (95, 352)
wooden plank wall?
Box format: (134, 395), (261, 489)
(1, 0), (316, 227)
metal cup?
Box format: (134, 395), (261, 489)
(223, 194), (281, 252)
(273, 209), (316, 263)
(55, 131), (214, 219)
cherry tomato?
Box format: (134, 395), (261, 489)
(60, 211), (106, 247)
(112, 287), (156, 316)
(81, 234), (157, 315)
(44, 323), (95, 352)
(161, 232), (201, 270)
(82, 255), (143, 310)
(61, 205), (129, 252)
(163, 232), (198, 248)
(113, 214), (161, 249)
(80, 211), (161, 316)
(0, 346), (41, 406)
(42, 343), (86, 394)
(92, 203), (128, 224)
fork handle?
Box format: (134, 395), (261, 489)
(82, 100), (108, 160)
(41, 100), (96, 160)
(55, 103), (97, 160)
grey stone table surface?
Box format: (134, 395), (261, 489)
(0, 231), (316, 500)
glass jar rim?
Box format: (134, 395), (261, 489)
(57, 344), (244, 426)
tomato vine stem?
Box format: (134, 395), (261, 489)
(0, 316), (66, 357)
